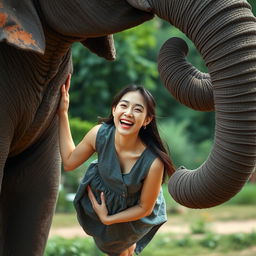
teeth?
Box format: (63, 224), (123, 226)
(120, 120), (133, 126)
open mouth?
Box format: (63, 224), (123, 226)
(120, 119), (134, 127)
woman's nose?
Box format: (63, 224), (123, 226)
(124, 107), (133, 116)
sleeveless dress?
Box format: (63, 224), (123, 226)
(74, 123), (167, 256)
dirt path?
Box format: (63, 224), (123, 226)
(49, 219), (256, 238)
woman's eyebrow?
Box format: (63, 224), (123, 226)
(135, 104), (144, 109)
(120, 100), (144, 109)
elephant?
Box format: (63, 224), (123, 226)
(127, 0), (256, 208)
(0, 0), (153, 255)
(1, 0), (256, 255)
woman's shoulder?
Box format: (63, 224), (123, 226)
(150, 157), (164, 170)
(94, 122), (115, 150)
(144, 149), (164, 171)
(88, 122), (113, 133)
(87, 124), (102, 137)
(97, 122), (115, 135)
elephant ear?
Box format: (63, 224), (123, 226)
(0, 0), (45, 54)
(81, 35), (116, 61)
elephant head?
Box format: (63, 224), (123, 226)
(0, 1), (153, 255)
(127, 0), (256, 208)
(0, 0), (153, 57)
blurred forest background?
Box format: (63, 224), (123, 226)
(57, 0), (256, 210)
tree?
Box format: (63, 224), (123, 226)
(248, 0), (256, 14)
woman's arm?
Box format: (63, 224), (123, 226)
(88, 157), (164, 225)
(58, 74), (100, 171)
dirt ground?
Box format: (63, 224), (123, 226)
(49, 219), (256, 238)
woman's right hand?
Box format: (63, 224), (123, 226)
(58, 73), (71, 115)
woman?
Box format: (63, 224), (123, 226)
(58, 74), (175, 256)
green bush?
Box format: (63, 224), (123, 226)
(199, 233), (220, 249)
(69, 118), (94, 144)
(190, 219), (210, 234)
(55, 188), (74, 213)
(220, 232), (256, 251)
(45, 237), (103, 256)
(175, 236), (193, 247)
(158, 119), (212, 169)
(225, 183), (256, 205)
(45, 232), (256, 256)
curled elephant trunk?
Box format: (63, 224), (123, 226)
(158, 37), (214, 111)
(127, 0), (256, 208)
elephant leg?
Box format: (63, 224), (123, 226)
(0, 109), (14, 256)
(0, 118), (61, 256)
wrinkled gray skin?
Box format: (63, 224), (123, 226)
(128, 0), (256, 208)
(0, 0), (153, 255)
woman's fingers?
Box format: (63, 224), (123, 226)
(88, 186), (95, 204)
(100, 192), (106, 205)
(88, 186), (101, 211)
(65, 73), (71, 91)
(61, 84), (66, 95)
(88, 186), (106, 207)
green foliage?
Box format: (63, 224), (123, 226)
(162, 184), (178, 211)
(221, 232), (256, 251)
(174, 236), (193, 247)
(158, 118), (213, 168)
(45, 236), (103, 256)
(55, 188), (74, 213)
(45, 231), (256, 256)
(199, 233), (220, 249)
(248, 0), (256, 15)
(141, 232), (256, 255)
(224, 183), (256, 205)
(69, 118), (94, 144)
(190, 218), (211, 234)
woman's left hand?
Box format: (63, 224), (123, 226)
(88, 186), (110, 225)
(58, 73), (71, 115)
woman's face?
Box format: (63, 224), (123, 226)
(112, 91), (152, 136)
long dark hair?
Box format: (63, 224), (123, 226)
(100, 85), (175, 182)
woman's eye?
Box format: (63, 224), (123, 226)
(135, 108), (142, 112)
(120, 104), (127, 108)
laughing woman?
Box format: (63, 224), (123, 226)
(58, 74), (175, 256)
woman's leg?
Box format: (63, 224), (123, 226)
(119, 243), (136, 256)
(128, 243), (136, 255)
(119, 250), (129, 256)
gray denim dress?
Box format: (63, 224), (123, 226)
(74, 123), (167, 255)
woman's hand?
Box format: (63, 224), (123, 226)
(88, 186), (110, 225)
(58, 73), (71, 115)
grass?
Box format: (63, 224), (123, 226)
(51, 213), (78, 228)
(139, 232), (256, 256)
(46, 232), (256, 256)
(167, 204), (256, 225)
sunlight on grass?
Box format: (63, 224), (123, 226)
(167, 205), (256, 225)
(51, 213), (78, 228)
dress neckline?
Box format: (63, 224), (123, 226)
(112, 127), (148, 175)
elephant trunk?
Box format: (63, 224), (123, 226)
(127, 0), (256, 208)
(158, 37), (214, 111)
